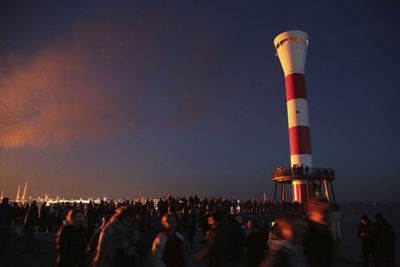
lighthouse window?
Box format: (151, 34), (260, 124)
(296, 110), (299, 114)
(275, 37), (309, 50)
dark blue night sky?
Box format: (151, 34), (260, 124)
(0, 1), (399, 202)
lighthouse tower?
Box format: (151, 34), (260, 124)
(274, 30), (312, 202)
(272, 30), (336, 204)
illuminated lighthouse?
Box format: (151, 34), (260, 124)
(272, 30), (336, 204)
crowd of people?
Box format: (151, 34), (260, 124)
(0, 196), (304, 238)
(0, 195), (396, 267)
(272, 166), (335, 178)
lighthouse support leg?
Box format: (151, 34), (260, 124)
(329, 181), (337, 205)
(324, 179), (330, 203)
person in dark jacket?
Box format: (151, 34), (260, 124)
(260, 215), (308, 267)
(39, 202), (49, 232)
(86, 202), (98, 240)
(195, 212), (245, 267)
(87, 214), (112, 265)
(186, 208), (197, 249)
(56, 208), (87, 267)
(357, 215), (373, 267)
(245, 219), (268, 266)
(94, 206), (139, 267)
(24, 201), (39, 252)
(371, 213), (395, 267)
(260, 218), (270, 251)
(303, 200), (334, 267)
(152, 212), (185, 267)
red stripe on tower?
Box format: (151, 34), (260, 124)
(285, 73), (307, 101)
(289, 126), (312, 155)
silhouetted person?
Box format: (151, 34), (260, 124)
(24, 201), (39, 252)
(259, 218), (270, 252)
(260, 215), (308, 267)
(152, 213), (185, 267)
(158, 199), (168, 218)
(94, 206), (139, 267)
(358, 215), (373, 267)
(56, 208), (87, 267)
(48, 204), (56, 232)
(186, 208), (196, 249)
(85, 201), (98, 240)
(40, 202), (49, 232)
(245, 219), (268, 266)
(0, 197), (12, 254)
(292, 166), (297, 176)
(195, 213), (217, 263)
(371, 213), (395, 267)
(303, 200), (334, 267)
(87, 214), (112, 265)
(196, 212), (245, 267)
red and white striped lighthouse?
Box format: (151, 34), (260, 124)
(274, 30), (312, 203)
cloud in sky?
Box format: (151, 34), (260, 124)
(0, 37), (127, 148)
(0, 5), (226, 149)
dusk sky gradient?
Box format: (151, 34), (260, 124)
(0, 1), (399, 202)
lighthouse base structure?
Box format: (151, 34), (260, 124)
(272, 167), (336, 205)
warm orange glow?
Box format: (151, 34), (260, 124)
(0, 15), (157, 149)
